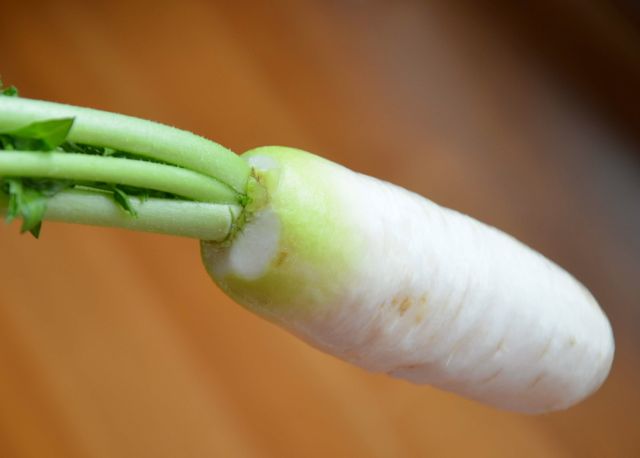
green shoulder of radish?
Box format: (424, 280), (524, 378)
(0, 91), (614, 414)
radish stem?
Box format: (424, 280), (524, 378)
(0, 152), (239, 203)
(0, 97), (250, 192)
(1, 189), (240, 240)
(0, 97), (254, 238)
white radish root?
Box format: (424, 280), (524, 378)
(202, 146), (614, 414)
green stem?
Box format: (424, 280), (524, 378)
(0, 97), (250, 193)
(1, 189), (240, 240)
(0, 151), (238, 203)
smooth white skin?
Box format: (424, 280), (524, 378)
(202, 147), (614, 414)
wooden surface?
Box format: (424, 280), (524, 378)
(1, 1), (639, 456)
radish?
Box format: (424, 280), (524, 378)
(0, 90), (614, 414)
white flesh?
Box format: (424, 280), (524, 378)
(202, 147), (614, 414)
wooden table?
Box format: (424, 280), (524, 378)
(1, 1), (639, 456)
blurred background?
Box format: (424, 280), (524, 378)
(1, 0), (639, 456)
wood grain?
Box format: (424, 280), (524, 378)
(1, 1), (638, 456)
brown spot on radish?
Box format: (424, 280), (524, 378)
(496, 338), (505, 352)
(528, 373), (546, 389)
(413, 295), (429, 323)
(398, 297), (412, 315)
(568, 336), (577, 347)
(273, 250), (288, 267)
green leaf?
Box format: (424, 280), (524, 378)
(1, 178), (48, 238)
(2, 86), (18, 97)
(0, 134), (16, 150)
(59, 141), (120, 158)
(60, 141), (106, 155)
(24, 178), (72, 196)
(19, 188), (47, 237)
(111, 186), (138, 217)
(0, 78), (18, 97)
(7, 118), (75, 151)
(4, 179), (22, 223)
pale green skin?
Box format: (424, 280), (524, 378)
(201, 147), (363, 320)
